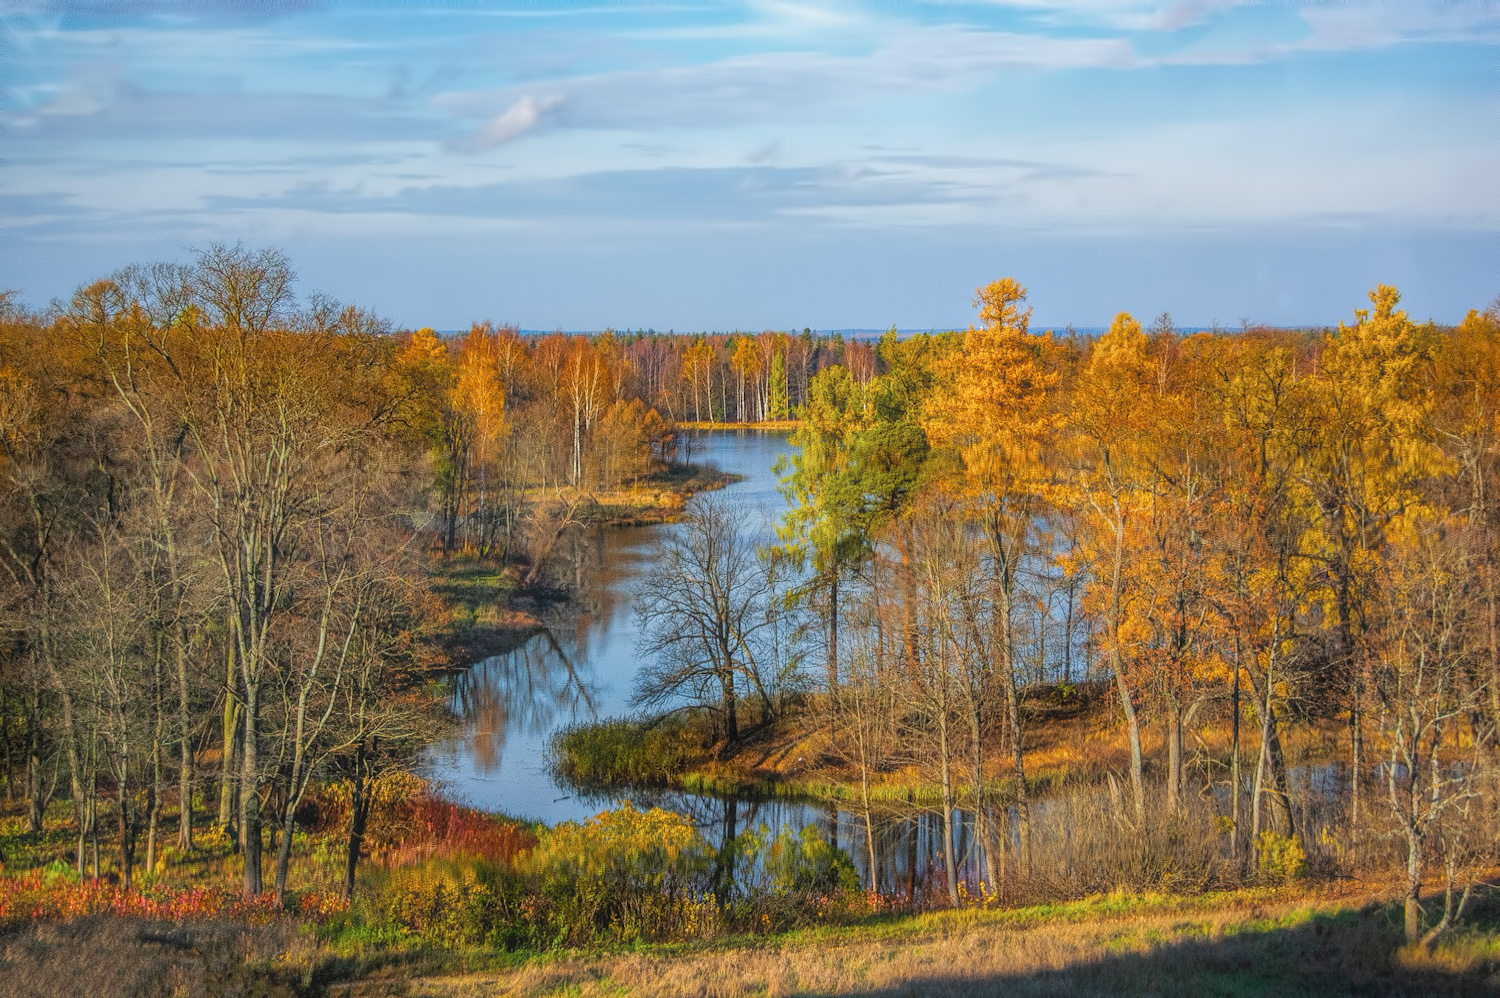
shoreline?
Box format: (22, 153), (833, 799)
(553, 688), (1364, 810)
(676, 419), (800, 431)
(426, 460), (738, 670)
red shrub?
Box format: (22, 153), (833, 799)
(378, 796), (536, 870)
(0, 871), (346, 928)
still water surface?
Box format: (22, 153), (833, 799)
(427, 430), (797, 825)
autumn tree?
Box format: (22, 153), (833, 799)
(924, 277), (1058, 854)
(1068, 311), (1155, 821)
(1303, 286), (1442, 826)
(634, 496), (779, 752)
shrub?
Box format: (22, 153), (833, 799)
(359, 804), (720, 950)
(1256, 830), (1308, 882)
(368, 855), (508, 948)
(379, 797), (536, 869)
(0, 870), (344, 928)
(519, 804), (713, 946)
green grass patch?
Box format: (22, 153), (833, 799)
(551, 716), (706, 787)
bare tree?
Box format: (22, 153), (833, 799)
(634, 495), (778, 752)
(1375, 524), (1490, 944)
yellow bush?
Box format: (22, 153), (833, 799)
(1255, 831), (1306, 882)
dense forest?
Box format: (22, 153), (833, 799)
(3, 244), (1500, 960)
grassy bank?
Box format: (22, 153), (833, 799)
(6, 785), (1499, 996)
(379, 888), (1500, 997)
(552, 683), (1355, 808)
(575, 461), (740, 527)
(427, 560), (541, 665)
(426, 460), (736, 663)
(6, 886), (1495, 996)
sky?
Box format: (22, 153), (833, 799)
(1, 0), (1497, 331)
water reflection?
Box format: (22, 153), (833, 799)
(428, 430), (795, 824)
(451, 632), (599, 774)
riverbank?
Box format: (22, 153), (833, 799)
(5, 881), (1496, 996)
(426, 461), (737, 666)
(553, 683), (1354, 807)
(675, 419), (800, 431)
(5, 776), (1495, 997)
(368, 886), (1500, 997)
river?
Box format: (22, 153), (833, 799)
(425, 429), (1330, 893)
(427, 428), (795, 826)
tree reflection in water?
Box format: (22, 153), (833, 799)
(451, 630), (600, 773)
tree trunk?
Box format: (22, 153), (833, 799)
(145, 736), (162, 880)
(719, 665), (738, 751)
(217, 654), (238, 837)
(176, 637), (193, 851)
(274, 802), (297, 902)
(118, 757), (134, 892)
(1405, 831), (1424, 943)
(1167, 693), (1183, 814)
(938, 712), (959, 906)
(77, 741), (96, 878)
(26, 679), (42, 834)
(826, 570), (839, 710)
(240, 679), (261, 896)
(1350, 680), (1362, 829)
(1231, 641), (1242, 859)
(991, 552), (1029, 861)
(1107, 515), (1145, 822)
(342, 741), (371, 902)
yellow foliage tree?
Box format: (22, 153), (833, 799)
(1068, 310), (1154, 821)
(923, 277), (1059, 854)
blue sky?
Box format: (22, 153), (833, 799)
(2, 0), (1497, 330)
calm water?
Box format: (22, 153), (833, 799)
(427, 429), (796, 825)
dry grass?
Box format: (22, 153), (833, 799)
(667, 682), (1371, 808)
(0, 915), (309, 998)
(355, 891), (1500, 998)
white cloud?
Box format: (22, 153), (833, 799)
(466, 95), (563, 150)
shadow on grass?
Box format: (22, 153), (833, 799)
(0, 916), (302, 998)
(6, 899), (1499, 997)
(792, 903), (1500, 998)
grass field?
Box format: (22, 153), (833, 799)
(334, 888), (1500, 997)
